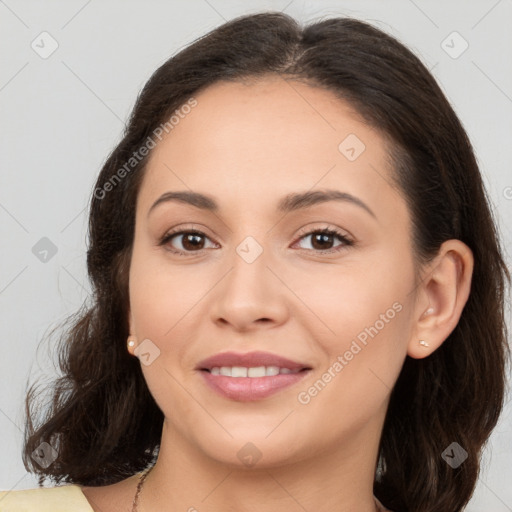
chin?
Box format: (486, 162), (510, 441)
(194, 430), (307, 469)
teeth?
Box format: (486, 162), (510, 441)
(210, 366), (301, 377)
(231, 366), (247, 377)
(254, 366), (279, 377)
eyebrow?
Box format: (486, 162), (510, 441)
(147, 189), (376, 219)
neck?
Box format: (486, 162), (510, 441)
(139, 414), (384, 512)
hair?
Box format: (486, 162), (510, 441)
(22, 11), (510, 512)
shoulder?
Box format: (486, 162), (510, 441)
(0, 485), (94, 512)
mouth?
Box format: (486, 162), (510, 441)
(196, 351), (312, 401)
(200, 366), (311, 377)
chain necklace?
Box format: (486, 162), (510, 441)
(131, 465), (383, 512)
(131, 465), (154, 512)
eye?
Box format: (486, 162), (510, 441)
(159, 229), (217, 255)
(293, 227), (354, 253)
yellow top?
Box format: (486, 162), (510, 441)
(0, 486), (393, 512)
(0, 485), (94, 512)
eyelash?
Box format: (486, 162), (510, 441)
(158, 225), (354, 257)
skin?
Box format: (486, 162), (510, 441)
(81, 76), (473, 512)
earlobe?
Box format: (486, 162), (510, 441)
(127, 337), (137, 355)
(407, 239), (474, 359)
(127, 309), (137, 355)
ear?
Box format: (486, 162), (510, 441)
(408, 239), (474, 359)
(127, 307), (137, 356)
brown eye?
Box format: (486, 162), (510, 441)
(160, 230), (216, 254)
(295, 228), (353, 253)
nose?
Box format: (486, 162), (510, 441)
(208, 238), (289, 332)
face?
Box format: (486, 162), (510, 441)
(128, 76), (418, 468)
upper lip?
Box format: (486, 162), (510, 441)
(196, 351), (311, 371)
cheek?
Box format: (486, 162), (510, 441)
(291, 288), (411, 456)
(291, 252), (414, 406)
(291, 250), (414, 342)
(128, 236), (202, 335)
(128, 248), (186, 386)
(128, 245), (204, 417)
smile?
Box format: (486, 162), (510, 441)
(207, 366), (304, 377)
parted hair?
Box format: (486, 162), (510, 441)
(23, 12), (510, 512)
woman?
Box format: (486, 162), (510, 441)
(0, 11), (509, 512)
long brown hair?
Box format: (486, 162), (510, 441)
(23, 12), (510, 512)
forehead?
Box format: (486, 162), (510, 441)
(137, 76), (403, 219)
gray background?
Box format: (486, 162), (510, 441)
(1, 0), (511, 510)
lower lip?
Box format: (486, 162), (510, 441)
(199, 370), (311, 401)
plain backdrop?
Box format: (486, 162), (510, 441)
(1, 1), (511, 510)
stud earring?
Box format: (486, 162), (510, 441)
(419, 340), (429, 347)
(127, 339), (136, 349)
(423, 307), (434, 317)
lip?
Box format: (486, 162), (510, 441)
(196, 350), (311, 371)
(196, 351), (312, 402)
(200, 371), (311, 401)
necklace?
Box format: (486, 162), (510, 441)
(131, 466), (382, 512)
(131, 465), (154, 512)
